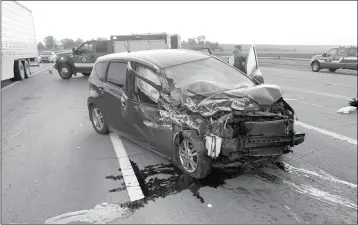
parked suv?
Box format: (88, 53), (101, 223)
(310, 46), (357, 72)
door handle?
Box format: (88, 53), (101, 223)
(121, 95), (127, 108)
(98, 86), (105, 93)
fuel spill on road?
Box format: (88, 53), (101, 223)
(45, 159), (357, 224)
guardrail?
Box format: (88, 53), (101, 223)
(219, 55), (311, 61)
(258, 56), (311, 61)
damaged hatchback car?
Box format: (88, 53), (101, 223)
(87, 47), (305, 179)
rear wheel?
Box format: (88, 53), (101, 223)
(311, 61), (320, 72)
(58, 64), (73, 79)
(24, 60), (31, 78)
(175, 131), (212, 179)
(90, 104), (109, 134)
(14, 60), (25, 81)
(82, 73), (90, 77)
(328, 68), (337, 72)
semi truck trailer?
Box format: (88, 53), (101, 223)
(1, 1), (39, 82)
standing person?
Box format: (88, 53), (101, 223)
(228, 45), (247, 74)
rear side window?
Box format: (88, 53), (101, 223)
(106, 62), (127, 88)
(348, 48), (357, 57)
(96, 42), (108, 53)
(94, 62), (108, 81)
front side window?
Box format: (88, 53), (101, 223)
(164, 57), (255, 95)
(326, 48), (338, 57)
(337, 48), (346, 57)
(133, 65), (160, 105)
(106, 62), (127, 88)
(78, 43), (93, 52)
(94, 62), (109, 81)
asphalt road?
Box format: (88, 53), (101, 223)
(1, 64), (357, 224)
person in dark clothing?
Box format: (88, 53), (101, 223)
(228, 45), (247, 74)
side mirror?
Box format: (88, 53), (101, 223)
(253, 74), (264, 84)
(252, 68), (264, 84)
(322, 53), (327, 57)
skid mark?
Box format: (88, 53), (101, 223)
(281, 162), (357, 189)
(284, 180), (357, 210)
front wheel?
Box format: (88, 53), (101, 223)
(58, 64), (73, 79)
(311, 61), (320, 72)
(89, 104), (109, 135)
(328, 68), (337, 72)
(175, 131), (212, 179)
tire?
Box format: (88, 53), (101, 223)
(311, 61), (320, 72)
(89, 104), (109, 135)
(328, 68), (337, 72)
(58, 64), (73, 79)
(14, 60), (25, 81)
(175, 131), (212, 179)
(82, 73), (90, 77)
(24, 60), (31, 78)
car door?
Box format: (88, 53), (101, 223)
(102, 60), (135, 137)
(245, 45), (264, 82)
(125, 61), (173, 156)
(321, 48), (338, 68)
(346, 47), (357, 70)
(335, 47), (348, 69)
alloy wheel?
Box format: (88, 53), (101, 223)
(179, 139), (198, 173)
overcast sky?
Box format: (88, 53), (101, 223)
(19, 1), (357, 45)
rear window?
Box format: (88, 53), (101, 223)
(106, 62), (127, 88)
(348, 48), (357, 57)
(94, 62), (109, 81)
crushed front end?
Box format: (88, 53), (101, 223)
(155, 80), (305, 167)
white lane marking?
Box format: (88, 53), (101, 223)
(324, 82), (357, 88)
(295, 121), (357, 145)
(284, 163), (357, 189)
(285, 98), (329, 109)
(44, 202), (131, 224)
(2, 64), (54, 90)
(284, 180), (357, 210)
(109, 133), (144, 202)
(280, 85), (352, 100)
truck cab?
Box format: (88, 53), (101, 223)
(54, 33), (181, 80)
(310, 46), (357, 72)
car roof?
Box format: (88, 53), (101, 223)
(96, 49), (211, 68)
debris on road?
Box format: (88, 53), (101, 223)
(207, 204), (212, 208)
(337, 106), (357, 114)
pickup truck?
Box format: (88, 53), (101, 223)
(310, 46), (357, 72)
(54, 33), (181, 79)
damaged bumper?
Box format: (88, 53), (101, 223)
(219, 132), (305, 157)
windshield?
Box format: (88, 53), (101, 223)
(42, 52), (53, 55)
(164, 57), (255, 95)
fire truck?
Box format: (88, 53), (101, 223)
(54, 33), (181, 79)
